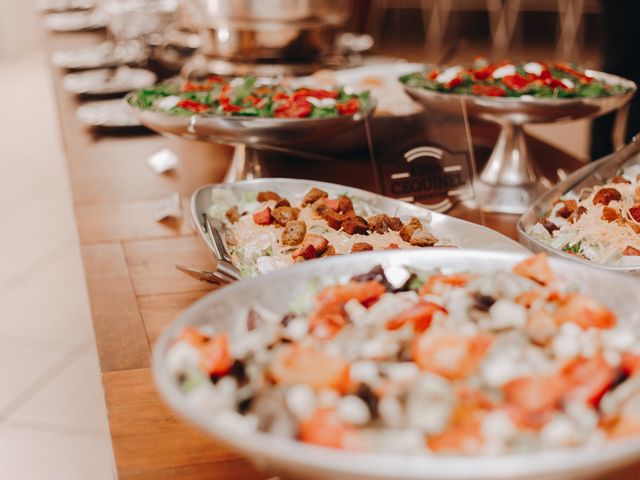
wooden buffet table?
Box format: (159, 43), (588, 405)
(45, 28), (632, 480)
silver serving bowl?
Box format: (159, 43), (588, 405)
(184, 0), (353, 62)
(191, 177), (526, 270)
(517, 134), (640, 273)
(125, 89), (376, 180)
(153, 249), (640, 480)
(403, 70), (637, 214)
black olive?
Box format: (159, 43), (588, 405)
(350, 265), (393, 291)
(473, 293), (496, 311)
(356, 383), (379, 418)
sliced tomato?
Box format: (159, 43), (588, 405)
(502, 74), (530, 91)
(252, 207), (273, 225)
(473, 67), (493, 80)
(242, 94), (261, 106)
(207, 75), (225, 83)
(386, 300), (446, 332)
(553, 62), (593, 84)
(299, 408), (362, 450)
(199, 334), (233, 376)
(275, 97), (312, 118)
(176, 99), (210, 113)
(413, 332), (492, 380)
(561, 356), (615, 407)
(470, 84), (505, 97)
(554, 293), (616, 329)
(336, 98), (360, 115)
(293, 88), (339, 99)
(180, 81), (211, 92)
(220, 97), (243, 113)
(270, 344), (349, 391)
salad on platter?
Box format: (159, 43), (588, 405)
(165, 253), (640, 455)
(128, 75), (371, 118)
(207, 186), (453, 278)
(527, 164), (640, 266)
(400, 57), (631, 99)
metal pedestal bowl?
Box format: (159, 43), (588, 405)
(403, 70), (636, 214)
(125, 92), (376, 182)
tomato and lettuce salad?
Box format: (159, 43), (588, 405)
(129, 75), (371, 118)
(400, 58), (630, 99)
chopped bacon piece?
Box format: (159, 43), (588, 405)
(593, 187), (622, 206)
(602, 206), (620, 222)
(252, 207), (273, 225)
(623, 245), (640, 256)
(612, 175), (632, 184)
(568, 205), (588, 223)
(541, 218), (559, 234)
(556, 199), (577, 218)
(629, 206), (640, 223)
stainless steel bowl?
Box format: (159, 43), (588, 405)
(191, 178), (526, 270)
(517, 134), (640, 273)
(403, 70), (637, 214)
(185, 0), (353, 62)
(153, 249), (640, 480)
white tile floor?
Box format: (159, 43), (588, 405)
(0, 49), (116, 479)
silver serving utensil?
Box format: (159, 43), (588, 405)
(175, 264), (235, 285)
(201, 213), (242, 281)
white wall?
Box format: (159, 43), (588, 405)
(0, 0), (39, 59)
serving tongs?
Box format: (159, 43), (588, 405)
(175, 214), (241, 285)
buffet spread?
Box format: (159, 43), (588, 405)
(44, 1), (640, 479)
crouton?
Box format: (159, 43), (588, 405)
(272, 206), (300, 226)
(351, 242), (374, 253)
(302, 187), (328, 206)
(281, 220), (306, 246)
(257, 191), (281, 202)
